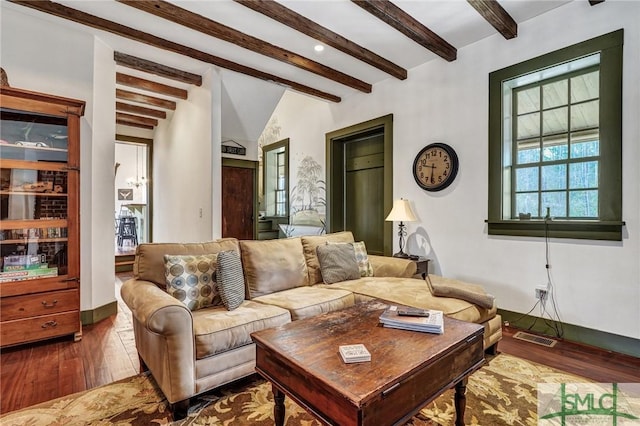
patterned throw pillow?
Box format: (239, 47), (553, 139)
(216, 250), (245, 311)
(164, 254), (220, 311)
(316, 243), (360, 284)
(352, 241), (374, 277)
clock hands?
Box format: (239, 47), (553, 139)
(424, 163), (436, 184)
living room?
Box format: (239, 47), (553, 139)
(1, 0), (639, 423)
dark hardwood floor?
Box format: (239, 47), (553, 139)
(1, 272), (639, 414)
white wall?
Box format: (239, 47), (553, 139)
(153, 69), (217, 242)
(1, 6), (116, 314)
(270, 1), (640, 341)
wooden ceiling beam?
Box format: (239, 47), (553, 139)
(116, 119), (154, 130)
(116, 101), (167, 119)
(467, 0), (517, 40)
(115, 52), (201, 86)
(352, 0), (456, 62)
(116, 72), (188, 99)
(116, 88), (177, 110)
(8, 0), (341, 103)
(234, 0), (407, 80)
(116, 112), (158, 127)
(117, 0), (370, 93)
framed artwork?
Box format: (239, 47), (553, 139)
(118, 188), (133, 201)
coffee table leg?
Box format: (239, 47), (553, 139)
(273, 385), (285, 426)
(454, 378), (468, 426)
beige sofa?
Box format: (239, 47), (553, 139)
(120, 231), (501, 417)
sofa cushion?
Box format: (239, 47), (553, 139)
(320, 276), (497, 324)
(240, 237), (309, 298)
(301, 231), (355, 284)
(192, 301), (291, 359)
(135, 239), (240, 289)
(164, 253), (220, 311)
(426, 275), (495, 309)
(316, 243), (360, 284)
(353, 241), (374, 277)
(216, 251), (245, 311)
(252, 286), (355, 321)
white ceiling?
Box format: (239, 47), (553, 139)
(5, 0), (571, 101)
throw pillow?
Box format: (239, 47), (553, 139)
(316, 243), (360, 284)
(164, 253), (220, 311)
(329, 241), (374, 277)
(216, 250), (245, 310)
(352, 241), (374, 277)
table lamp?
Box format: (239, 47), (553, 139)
(385, 198), (417, 258)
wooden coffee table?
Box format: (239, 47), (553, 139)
(251, 301), (484, 426)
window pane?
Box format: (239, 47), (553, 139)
(517, 87), (540, 114)
(541, 164), (566, 190)
(570, 130), (599, 158)
(516, 138), (540, 164)
(542, 135), (568, 161)
(542, 191), (567, 217)
(569, 161), (598, 189)
(569, 190), (598, 217)
(516, 193), (538, 217)
(571, 100), (599, 131)
(571, 70), (599, 103)
(543, 79), (568, 109)
(542, 107), (568, 135)
(517, 112), (540, 139)
(516, 167), (539, 191)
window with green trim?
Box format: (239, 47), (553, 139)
(488, 30), (624, 240)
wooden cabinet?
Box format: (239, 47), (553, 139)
(0, 86), (85, 347)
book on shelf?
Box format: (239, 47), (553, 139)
(339, 344), (371, 363)
(379, 305), (444, 334)
(0, 267), (58, 282)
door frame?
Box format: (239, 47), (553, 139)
(325, 114), (394, 256)
(116, 134), (153, 243)
(222, 157), (259, 239)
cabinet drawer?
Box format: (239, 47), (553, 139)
(1, 310), (80, 347)
(0, 289), (78, 321)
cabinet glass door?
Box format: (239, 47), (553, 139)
(1, 108), (70, 281)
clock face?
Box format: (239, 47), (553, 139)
(413, 143), (459, 191)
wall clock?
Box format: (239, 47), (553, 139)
(412, 143), (459, 192)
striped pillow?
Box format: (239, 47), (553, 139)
(216, 250), (245, 310)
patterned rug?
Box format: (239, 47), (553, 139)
(0, 353), (589, 426)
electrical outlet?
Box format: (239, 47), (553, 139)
(535, 286), (548, 301)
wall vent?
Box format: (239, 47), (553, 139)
(513, 331), (557, 348)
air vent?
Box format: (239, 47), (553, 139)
(513, 331), (557, 348)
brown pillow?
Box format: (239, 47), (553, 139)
(316, 243), (360, 284)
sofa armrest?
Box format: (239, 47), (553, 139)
(368, 255), (416, 278)
(121, 278), (193, 336)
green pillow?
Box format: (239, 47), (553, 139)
(316, 243), (360, 284)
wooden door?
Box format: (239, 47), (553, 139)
(344, 133), (385, 255)
(222, 163), (256, 240)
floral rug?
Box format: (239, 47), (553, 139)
(0, 353), (590, 426)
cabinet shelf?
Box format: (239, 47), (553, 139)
(1, 238), (68, 244)
(0, 191), (68, 197)
(0, 218), (68, 230)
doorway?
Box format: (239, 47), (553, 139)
(326, 115), (393, 255)
(114, 135), (152, 264)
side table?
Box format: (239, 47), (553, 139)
(411, 257), (430, 279)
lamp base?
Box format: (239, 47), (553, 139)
(392, 252), (410, 259)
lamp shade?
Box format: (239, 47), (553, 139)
(385, 199), (417, 222)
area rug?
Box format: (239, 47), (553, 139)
(0, 353), (590, 426)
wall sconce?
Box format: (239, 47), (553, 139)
(385, 198), (417, 258)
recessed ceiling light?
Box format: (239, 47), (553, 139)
(314, 44), (325, 53)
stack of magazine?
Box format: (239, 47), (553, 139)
(379, 305), (444, 334)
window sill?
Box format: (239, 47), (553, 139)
(486, 219), (625, 241)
